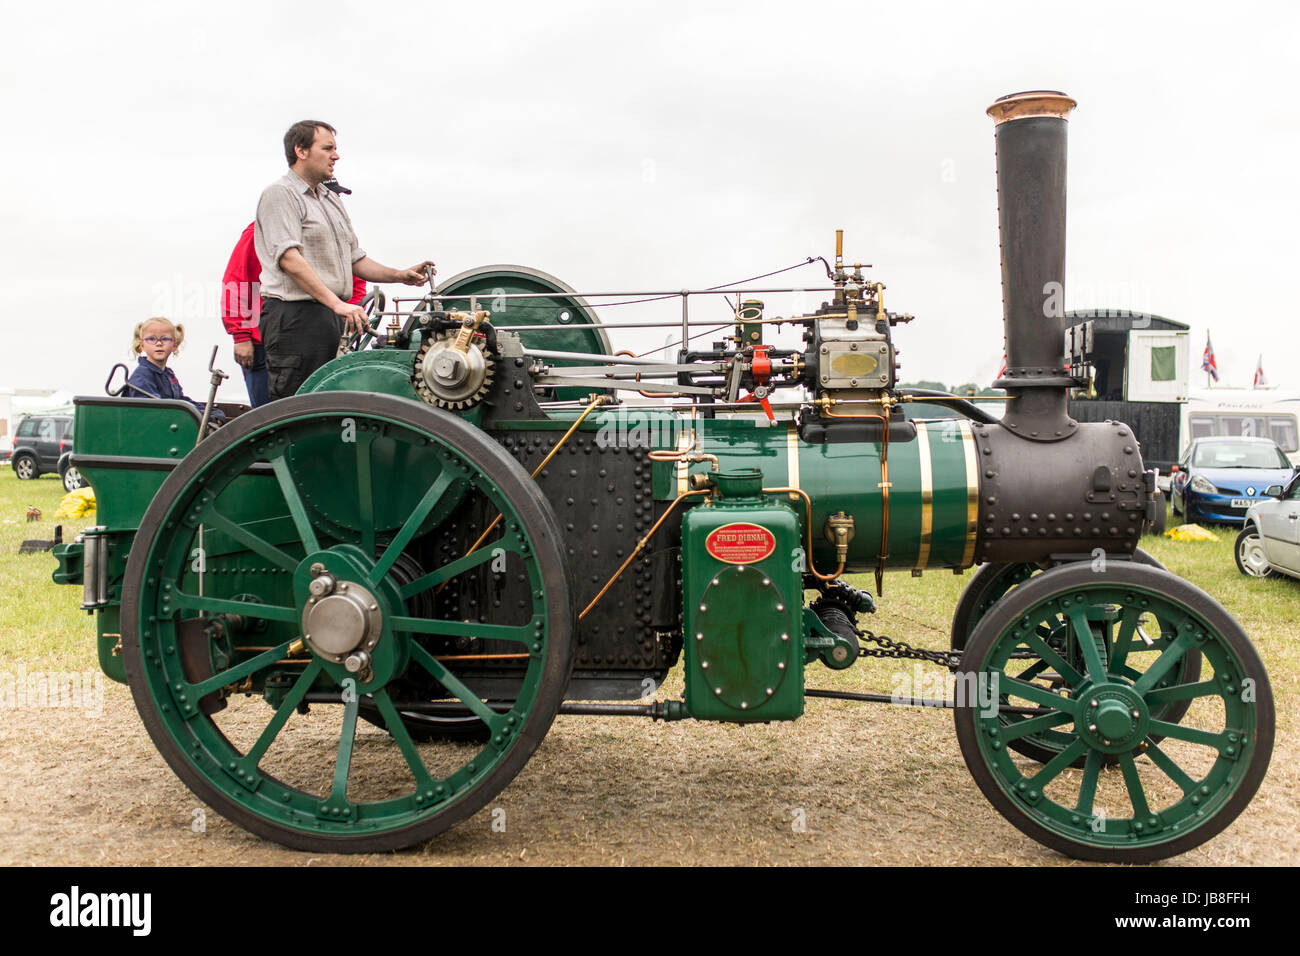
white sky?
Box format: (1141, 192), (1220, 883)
(2, 0), (1296, 403)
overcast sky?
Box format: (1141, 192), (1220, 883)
(3, 0), (1296, 403)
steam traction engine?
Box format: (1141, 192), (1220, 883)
(55, 92), (1272, 861)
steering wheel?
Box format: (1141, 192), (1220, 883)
(344, 288), (387, 352)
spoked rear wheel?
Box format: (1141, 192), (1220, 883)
(121, 393), (572, 852)
(954, 563), (1273, 862)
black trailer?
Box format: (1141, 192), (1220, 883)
(1066, 309), (1189, 474)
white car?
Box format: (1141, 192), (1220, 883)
(1235, 472), (1300, 579)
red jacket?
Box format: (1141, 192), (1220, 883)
(222, 222), (367, 343)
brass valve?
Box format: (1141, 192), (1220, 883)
(824, 512), (856, 565)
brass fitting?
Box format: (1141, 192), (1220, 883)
(449, 310), (491, 352)
(824, 512), (856, 565)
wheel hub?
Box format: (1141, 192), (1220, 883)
(414, 335), (493, 409)
(302, 572), (383, 664)
(1077, 684), (1149, 753)
(1239, 535), (1270, 575)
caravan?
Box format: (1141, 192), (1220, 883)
(1181, 388), (1300, 467)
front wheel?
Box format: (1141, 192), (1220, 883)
(950, 550), (1197, 767)
(62, 464), (86, 492)
(954, 562), (1273, 862)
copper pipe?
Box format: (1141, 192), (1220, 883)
(760, 486), (845, 583)
(615, 349), (678, 398)
(647, 449), (720, 471)
(800, 403), (892, 590)
(579, 489), (712, 620)
(875, 408), (891, 596)
(433, 653), (531, 662)
(899, 393), (1009, 403)
(436, 394), (611, 596)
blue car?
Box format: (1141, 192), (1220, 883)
(1171, 436), (1297, 525)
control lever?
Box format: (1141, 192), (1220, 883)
(197, 346), (228, 441)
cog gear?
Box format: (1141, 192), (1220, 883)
(412, 332), (495, 410)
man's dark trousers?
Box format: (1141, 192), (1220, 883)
(260, 298), (343, 401)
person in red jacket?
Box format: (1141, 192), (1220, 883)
(221, 211), (366, 407)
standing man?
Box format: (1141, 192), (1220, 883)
(221, 218), (367, 408)
(254, 120), (436, 400)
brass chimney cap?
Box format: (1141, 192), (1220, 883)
(987, 90), (1077, 125)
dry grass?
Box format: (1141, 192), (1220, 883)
(0, 470), (1295, 866)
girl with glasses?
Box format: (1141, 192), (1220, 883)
(127, 317), (225, 423)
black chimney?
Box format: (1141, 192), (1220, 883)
(988, 90), (1078, 440)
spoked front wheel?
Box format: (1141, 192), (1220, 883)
(950, 551), (1198, 766)
(954, 562), (1273, 862)
(121, 393), (573, 852)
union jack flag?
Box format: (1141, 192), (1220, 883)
(1202, 332), (1219, 383)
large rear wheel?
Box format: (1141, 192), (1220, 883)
(121, 392), (573, 852)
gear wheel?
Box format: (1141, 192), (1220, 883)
(412, 332), (495, 410)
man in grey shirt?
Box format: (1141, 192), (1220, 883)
(254, 120), (435, 399)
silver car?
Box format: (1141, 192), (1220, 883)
(1236, 472), (1300, 579)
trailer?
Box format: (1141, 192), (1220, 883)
(1066, 311), (1189, 475)
(1182, 387), (1300, 467)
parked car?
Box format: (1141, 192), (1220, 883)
(58, 450), (86, 492)
(9, 413), (73, 480)
(1169, 435), (1296, 525)
(1236, 473), (1300, 579)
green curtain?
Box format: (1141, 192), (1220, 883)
(1150, 346), (1176, 382)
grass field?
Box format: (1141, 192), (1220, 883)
(0, 465), (1295, 865)
(0, 470), (89, 670)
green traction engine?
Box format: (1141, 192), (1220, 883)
(53, 91), (1273, 860)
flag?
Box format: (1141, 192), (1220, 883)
(1253, 354), (1266, 388)
(1202, 332), (1219, 382)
